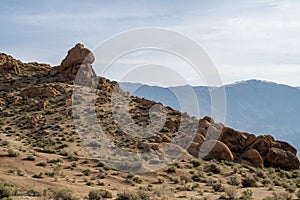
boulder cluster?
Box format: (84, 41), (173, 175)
(188, 117), (299, 170)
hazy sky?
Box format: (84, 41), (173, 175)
(1, 0), (300, 86)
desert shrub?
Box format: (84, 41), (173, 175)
(16, 168), (26, 176)
(271, 192), (292, 200)
(208, 163), (221, 174)
(212, 182), (223, 192)
(224, 186), (237, 199)
(126, 174), (143, 185)
(240, 189), (253, 200)
(53, 188), (79, 200)
(7, 149), (19, 157)
(1, 140), (9, 146)
(191, 159), (201, 167)
(97, 162), (106, 167)
(227, 176), (240, 186)
(25, 155), (36, 161)
(86, 181), (94, 186)
(285, 184), (296, 193)
(27, 189), (43, 197)
(0, 183), (18, 198)
(88, 189), (112, 199)
(165, 166), (176, 174)
(36, 162), (47, 167)
(116, 190), (149, 200)
(262, 197), (274, 200)
(32, 172), (44, 179)
(255, 169), (266, 178)
(261, 178), (271, 186)
(242, 177), (257, 187)
(82, 169), (92, 176)
(191, 172), (206, 183)
(48, 158), (63, 164)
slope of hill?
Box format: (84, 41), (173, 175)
(0, 44), (299, 200)
(120, 80), (300, 153)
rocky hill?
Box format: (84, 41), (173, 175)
(120, 80), (300, 154)
(0, 44), (299, 200)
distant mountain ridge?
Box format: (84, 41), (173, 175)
(120, 80), (300, 153)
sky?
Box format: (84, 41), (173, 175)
(1, 0), (300, 86)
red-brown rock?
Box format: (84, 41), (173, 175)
(21, 86), (60, 99)
(198, 140), (234, 162)
(276, 141), (297, 155)
(239, 149), (264, 168)
(0, 53), (21, 74)
(265, 148), (300, 170)
(59, 43), (95, 71)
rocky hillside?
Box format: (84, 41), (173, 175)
(0, 44), (299, 199)
(120, 80), (300, 154)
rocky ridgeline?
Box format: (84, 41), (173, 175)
(0, 44), (299, 170)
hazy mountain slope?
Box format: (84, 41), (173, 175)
(120, 80), (300, 152)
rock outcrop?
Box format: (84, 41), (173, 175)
(199, 140), (234, 162)
(239, 148), (264, 168)
(0, 53), (21, 74)
(266, 148), (300, 170)
(59, 43), (95, 71)
(21, 86), (61, 99)
(53, 43), (97, 86)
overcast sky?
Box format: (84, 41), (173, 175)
(1, 0), (300, 86)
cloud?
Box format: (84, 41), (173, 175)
(1, 0), (300, 86)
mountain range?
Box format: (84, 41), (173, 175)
(120, 80), (300, 154)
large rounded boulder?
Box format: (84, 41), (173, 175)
(265, 148), (300, 170)
(239, 148), (264, 168)
(198, 140), (234, 162)
(248, 135), (274, 159)
(59, 43), (95, 71)
(220, 127), (250, 155)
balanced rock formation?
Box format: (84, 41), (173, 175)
(59, 43), (95, 71)
(53, 43), (97, 86)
